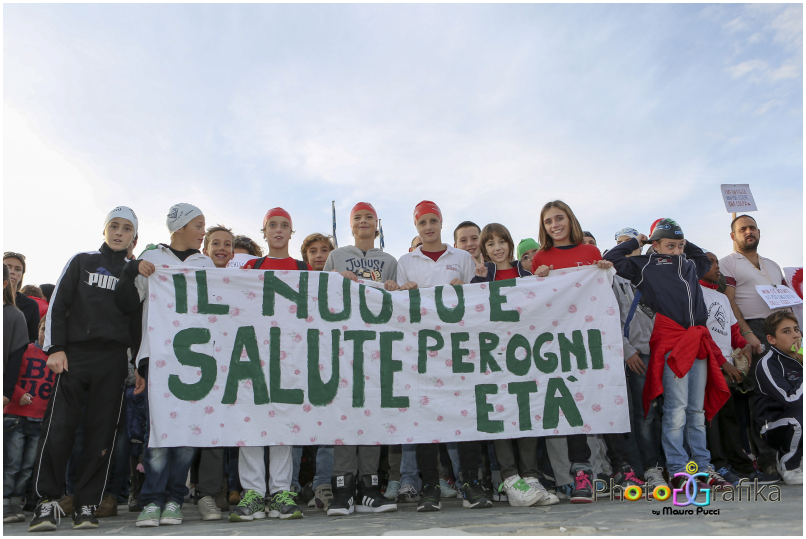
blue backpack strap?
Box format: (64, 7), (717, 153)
(624, 289), (642, 339)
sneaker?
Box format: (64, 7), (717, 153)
(611, 465), (646, 499)
(198, 496), (223, 521)
(482, 476), (497, 501)
(28, 500), (63, 532)
(312, 484), (333, 510)
(384, 480), (400, 501)
(570, 469), (594, 504)
(704, 466), (732, 491)
(229, 489), (266, 522)
(356, 474), (397, 513)
(439, 477), (459, 498)
(524, 477), (559, 506)
(94, 494), (117, 518)
(328, 473), (355, 516)
(462, 480), (492, 509)
(644, 467), (666, 495)
(10, 496), (25, 519)
(500, 475), (541, 507)
(135, 503), (161, 528)
(716, 467), (741, 486)
(72, 506), (98, 530)
(159, 501), (183, 525)
(555, 483), (573, 500)
(4, 502), (23, 524)
(417, 484), (441, 512)
(228, 491), (241, 505)
(267, 490), (303, 520)
(128, 495), (141, 513)
(748, 470), (781, 485)
(776, 457), (803, 485)
(396, 484), (420, 503)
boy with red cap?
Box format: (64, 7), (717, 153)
(323, 202), (398, 516)
(396, 201), (490, 512)
(230, 208), (307, 523)
(604, 219), (743, 491)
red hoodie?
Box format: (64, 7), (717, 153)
(3, 343), (52, 419)
(28, 296), (49, 319)
(643, 313), (730, 422)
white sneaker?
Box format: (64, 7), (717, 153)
(312, 484), (333, 510)
(501, 475), (542, 507)
(777, 457), (803, 485)
(644, 467), (666, 494)
(197, 496), (222, 521)
(524, 477), (559, 506)
(439, 478), (458, 498)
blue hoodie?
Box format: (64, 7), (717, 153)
(604, 238), (711, 329)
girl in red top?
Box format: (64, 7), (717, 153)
(532, 201), (642, 503)
(532, 200), (611, 275)
(243, 208), (312, 271)
(471, 223), (532, 282)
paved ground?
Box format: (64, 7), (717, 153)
(4, 485), (803, 536)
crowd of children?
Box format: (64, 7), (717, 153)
(3, 200), (802, 533)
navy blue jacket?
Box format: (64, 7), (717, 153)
(754, 346), (803, 428)
(471, 260), (532, 283)
(604, 238), (711, 328)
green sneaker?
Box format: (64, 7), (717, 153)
(135, 503), (160, 528)
(267, 490), (303, 520)
(159, 501), (183, 525)
(229, 490), (266, 522)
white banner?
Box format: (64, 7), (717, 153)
(145, 266), (629, 448)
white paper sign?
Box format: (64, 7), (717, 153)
(755, 284), (803, 309)
(145, 266), (630, 448)
(720, 184), (757, 212)
(783, 267), (804, 328)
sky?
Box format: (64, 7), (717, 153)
(3, 3), (803, 287)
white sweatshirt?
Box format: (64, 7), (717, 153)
(396, 244), (475, 288)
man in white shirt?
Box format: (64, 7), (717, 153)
(396, 201), (490, 513)
(719, 215), (788, 480)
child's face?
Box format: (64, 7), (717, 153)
(306, 241), (331, 271)
(652, 238), (685, 256)
(409, 236), (422, 252)
(264, 218), (292, 251)
(702, 253), (720, 283)
(204, 231), (234, 268)
(520, 248), (538, 264)
(455, 227), (481, 259)
(38, 325), (45, 346)
(172, 215), (207, 250)
(617, 235), (642, 256)
(582, 236), (596, 246)
(542, 209), (570, 244)
(103, 218), (136, 252)
(415, 214), (442, 244)
(485, 234), (510, 265)
(768, 319), (802, 357)
(351, 211), (377, 241)
(4, 257), (24, 288)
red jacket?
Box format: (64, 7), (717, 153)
(3, 343), (52, 419)
(29, 296), (49, 319)
(643, 313), (730, 422)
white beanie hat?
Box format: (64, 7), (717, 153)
(104, 206), (138, 236)
(166, 203), (203, 233)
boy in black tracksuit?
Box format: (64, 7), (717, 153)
(755, 311), (803, 484)
(29, 207), (140, 532)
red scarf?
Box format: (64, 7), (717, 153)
(643, 313), (730, 422)
(698, 280), (719, 290)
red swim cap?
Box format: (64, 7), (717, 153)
(350, 202), (377, 220)
(413, 200), (442, 224)
(263, 207), (292, 230)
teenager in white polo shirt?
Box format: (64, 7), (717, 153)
(719, 214), (788, 481)
(396, 201), (490, 513)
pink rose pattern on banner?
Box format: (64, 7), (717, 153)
(146, 266), (629, 447)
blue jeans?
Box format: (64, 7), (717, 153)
(313, 446), (334, 489)
(400, 445), (421, 491)
(4, 416), (43, 499)
(627, 353), (665, 473)
(445, 443), (461, 479)
(661, 355), (709, 475)
(139, 388), (198, 508)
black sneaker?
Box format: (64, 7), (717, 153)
(416, 484), (441, 512)
(570, 469), (594, 504)
(327, 473), (355, 516)
(28, 499), (63, 532)
(480, 476), (494, 502)
(72, 506), (98, 530)
(356, 475), (397, 513)
(462, 480), (492, 509)
(748, 470), (781, 485)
